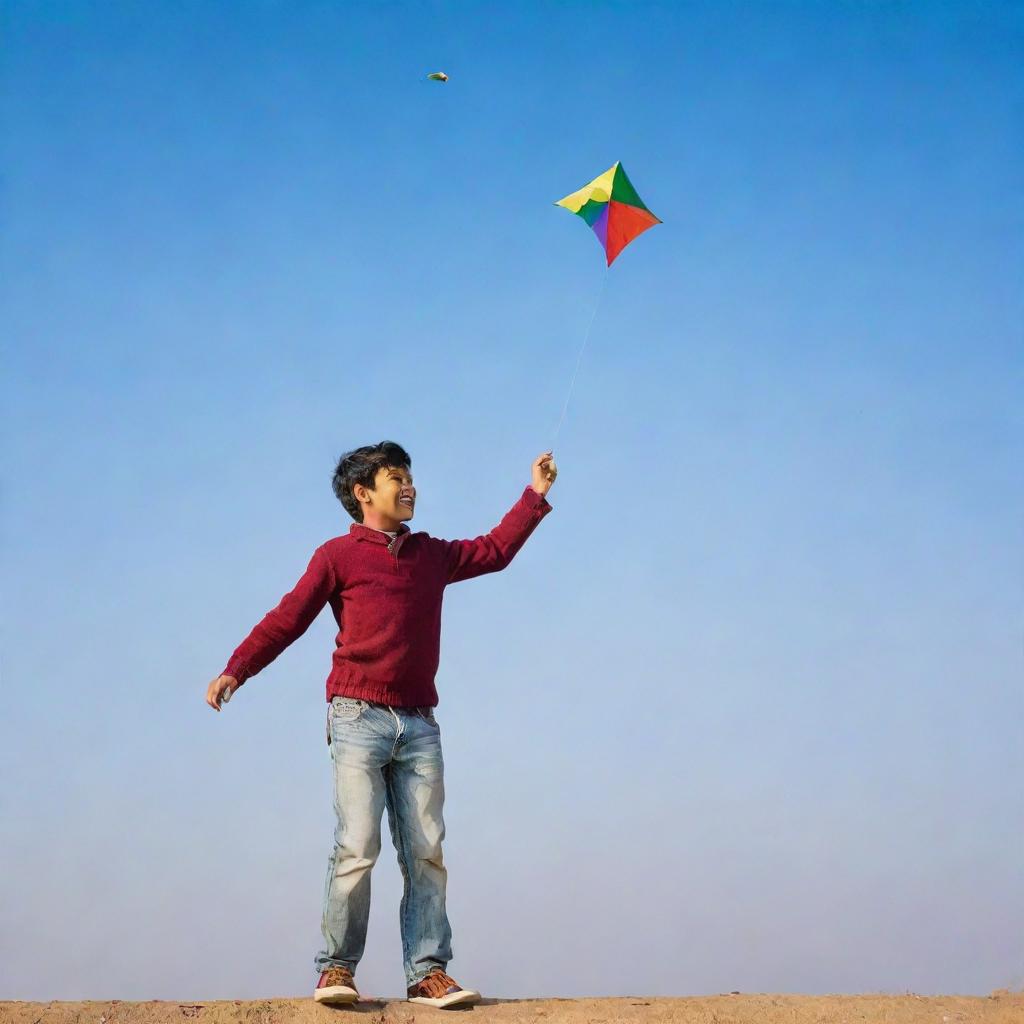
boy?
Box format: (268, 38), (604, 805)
(205, 442), (556, 1007)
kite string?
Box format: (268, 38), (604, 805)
(551, 270), (610, 445)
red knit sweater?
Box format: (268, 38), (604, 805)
(222, 486), (552, 706)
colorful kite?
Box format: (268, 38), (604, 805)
(555, 162), (660, 266)
(426, 71), (449, 82)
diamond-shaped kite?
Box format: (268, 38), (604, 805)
(555, 162), (660, 266)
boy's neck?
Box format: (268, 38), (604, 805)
(361, 512), (402, 534)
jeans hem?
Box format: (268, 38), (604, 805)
(315, 958), (358, 977)
(406, 965), (448, 988)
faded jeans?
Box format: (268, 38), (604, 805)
(314, 696), (453, 987)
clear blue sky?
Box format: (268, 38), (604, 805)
(2, 0), (1022, 1001)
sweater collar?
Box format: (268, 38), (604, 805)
(349, 522), (412, 545)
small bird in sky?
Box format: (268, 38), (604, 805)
(426, 71), (449, 82)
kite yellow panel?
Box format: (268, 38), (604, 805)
(555, 165), (617, 214)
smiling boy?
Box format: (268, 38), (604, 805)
(205, 441), (556, 1007)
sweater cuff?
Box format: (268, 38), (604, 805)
(523, 484), (553, 512)
(222, 660), (250, 687)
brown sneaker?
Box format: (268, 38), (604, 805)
(407, 970), (480, 1008)
(314, 966), (359, 1004)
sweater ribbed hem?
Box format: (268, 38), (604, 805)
(327, 680), (439, 708)
(326, 665), (439, 708)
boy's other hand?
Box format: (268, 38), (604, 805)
(531, 451), (558, 497)
(206, 674), (238, 712)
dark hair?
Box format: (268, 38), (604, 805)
(332, 441), (412, 522)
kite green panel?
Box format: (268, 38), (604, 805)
(577, 199), (607, 227)
(611, 163), (651, 212)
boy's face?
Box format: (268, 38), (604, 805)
(363, 465), (416, 523)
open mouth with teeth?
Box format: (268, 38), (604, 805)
(399, 498), (414, 509)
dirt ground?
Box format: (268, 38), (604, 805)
(1, 993), (1021, 1024)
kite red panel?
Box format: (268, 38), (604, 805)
(605, 201), (661, 266)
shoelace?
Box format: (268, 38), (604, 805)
(322, 968), (354, 987)
(415, 971), (459, 997)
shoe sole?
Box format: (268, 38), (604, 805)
(409, 989), (480, 1008)
(314, 985), (359, 1004)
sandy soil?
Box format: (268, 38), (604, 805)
(1, 993), (1021, 1024)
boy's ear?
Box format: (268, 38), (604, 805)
(357, 479), (380, 505)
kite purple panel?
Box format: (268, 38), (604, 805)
(591, 203), (609, 251)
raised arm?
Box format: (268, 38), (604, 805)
(441, 453), (556, 584)
(205, 546), (335, 709)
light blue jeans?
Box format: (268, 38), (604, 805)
(314, 696), (453, 987)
